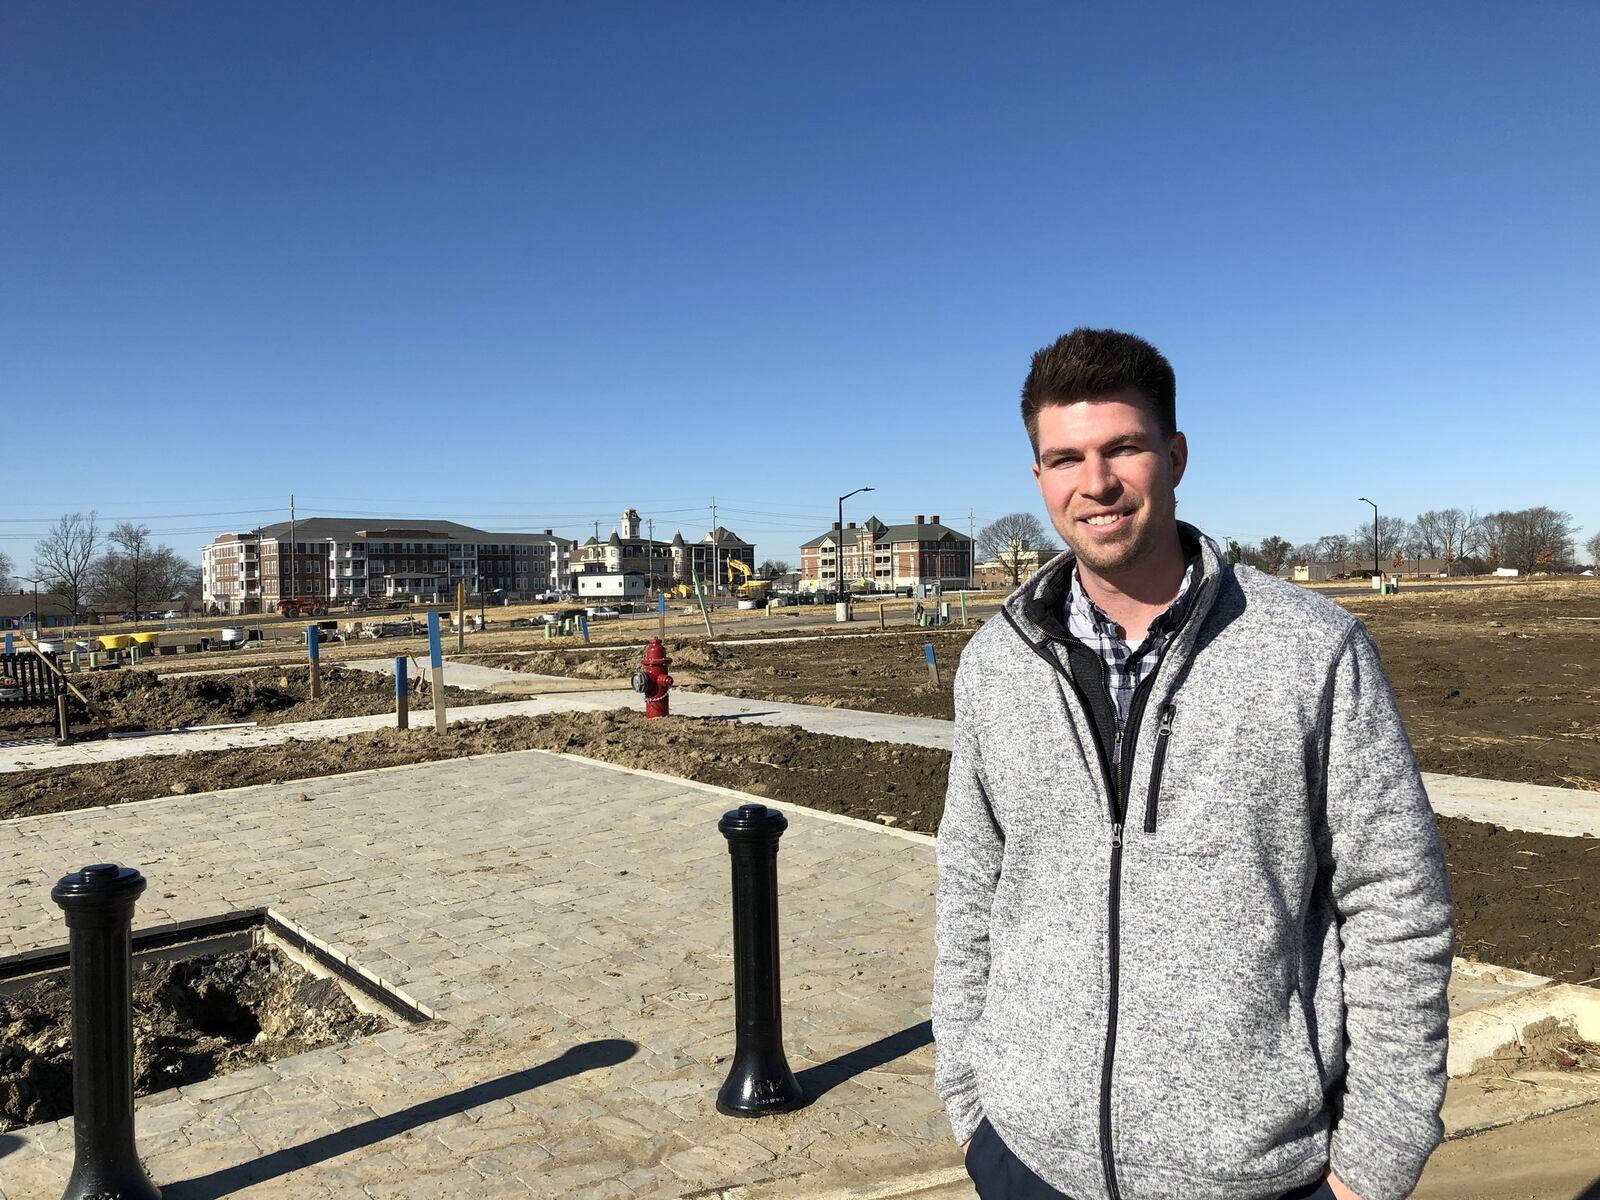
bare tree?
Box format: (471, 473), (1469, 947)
(1482, 507), (1576, 573)
(94, 523), (190, 615)
(978, 513), (1056, 587)
(1351, 515), (1408, 574)
(32, 511), (100, 622)
(1412, 508), (1476, 575)
(0, 548), (13, 593)
(1585, 530), (1600, 570)
(1316, 534), (1353, 575)
(1257, 536), (1294, 575)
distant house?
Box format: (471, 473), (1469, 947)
(0, 590), (85, 629)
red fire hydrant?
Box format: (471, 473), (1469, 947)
(632, 637), (673, 718)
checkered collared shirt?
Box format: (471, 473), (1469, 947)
(1066, 560), (1197, 730)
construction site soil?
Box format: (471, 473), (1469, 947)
(2, 710), (1594, 987)
(468, 581), (1600, 791)
(0, 945), (387, 1131)
(0, 666), (480, 741)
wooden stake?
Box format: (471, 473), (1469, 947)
(878, 604), (885, 631)
(456, 581), (466, 653)
(924, 642), (940, 686)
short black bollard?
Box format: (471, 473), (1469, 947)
(51, 864), (161, 1200)
(716, 803), (803, 1116)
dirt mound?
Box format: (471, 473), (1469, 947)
(1, 667), (482, 739)
(1, 946), (386, 1131)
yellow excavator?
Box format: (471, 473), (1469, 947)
(726, 558), (768, 602)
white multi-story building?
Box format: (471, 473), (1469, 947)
(574, 508), (755, 594)
(201, 520), (574, 614)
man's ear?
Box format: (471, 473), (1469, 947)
(1168, 431), (1188, 488)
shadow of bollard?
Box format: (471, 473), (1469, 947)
(159, 1038), (638, 1199)
(794, 1019), (934, 1106)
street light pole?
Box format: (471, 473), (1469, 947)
(1359, 498), (1379, 580)
(836, 486), (874, 602)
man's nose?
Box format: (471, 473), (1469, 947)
(1079, 454), (1119, 499)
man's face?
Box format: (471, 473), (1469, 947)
(1031, 391), (1187, 577)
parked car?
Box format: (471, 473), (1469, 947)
(585, 606), (620, 620)
(163, 609), (184, 620)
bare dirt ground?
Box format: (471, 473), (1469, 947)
(1340, 581), (1600, 791)
(476, 581), (1600, 791)
(0, 666), (480, 741)
(1, 945), (386, 1131)
(464, 627), (972, 719)
(2, 709), (1593, 987)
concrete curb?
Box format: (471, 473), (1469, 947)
(1448, 980), (1600, 1076)
(682, 1165), (970, 1200)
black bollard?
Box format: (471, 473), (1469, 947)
(716, 803), (803, 1116)
(51, 864), (162, 1200)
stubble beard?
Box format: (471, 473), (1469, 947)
(1059, 507), (1157, 577)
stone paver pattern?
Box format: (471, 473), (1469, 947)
(0, 750), (953, 1199)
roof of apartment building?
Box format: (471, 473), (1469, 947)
(222, 519), (573, 548)
(800, 515), (971, 550)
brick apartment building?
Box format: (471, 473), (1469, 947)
(798, 514), (972, 594)
(201, 520), (574, 614)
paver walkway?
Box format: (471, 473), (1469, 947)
(0, 752), (952, 1198)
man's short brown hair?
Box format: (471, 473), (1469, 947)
(1021, 327), (1176, 457)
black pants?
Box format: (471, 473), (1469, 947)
(964, 1118), (1335, 1200)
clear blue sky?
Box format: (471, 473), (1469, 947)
(4, 2), (1596, 566)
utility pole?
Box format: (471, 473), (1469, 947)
(289, 493), (297, 605)
(969, 509), (976, 587)
(647, 517), (656, 589)
(710, 496), (718, 598)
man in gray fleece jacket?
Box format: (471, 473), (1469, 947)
(934, 329), (1453, 1200)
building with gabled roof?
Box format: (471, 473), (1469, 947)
(574, 509), (755, 594)
(799, 513), (972, 594)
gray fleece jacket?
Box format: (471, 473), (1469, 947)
(933, 526), (1453, 1200)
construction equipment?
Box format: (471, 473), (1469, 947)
(725, 559), (768, 602)
(276, 597), (325, 618)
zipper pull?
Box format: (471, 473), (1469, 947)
(1142, 704), (1177, 835)
(1157, 706), (1175, 738)
(1111, 822), (1122, 849)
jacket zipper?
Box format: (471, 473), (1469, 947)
(997, 606), (1166, 1200)
(1141, 704), (1176, 834)
(1097, 674), (1160, 1200)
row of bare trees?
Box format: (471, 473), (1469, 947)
(1236, 506), (1593, 577)
(19, 513), (201, 621)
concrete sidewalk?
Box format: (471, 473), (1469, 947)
(7, 663), (1598, 839)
